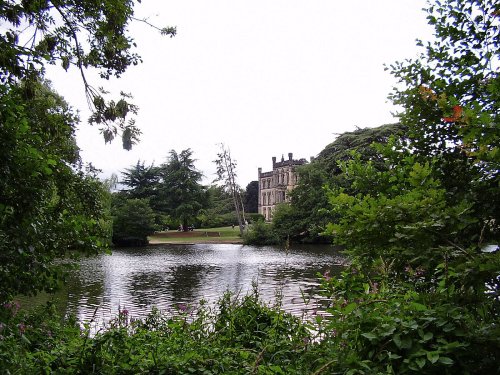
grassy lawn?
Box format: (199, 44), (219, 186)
(149, 226), (244, 244)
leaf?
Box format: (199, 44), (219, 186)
(416, 357), (426, 369)
(427, 351), (439, 364)
(393, 334), (402, 349)
(361, 332), (377, 341)
(409, 302), (427, 311)
(438, 356), (454, 365)
(388, 352), (402, 359)
(343, 302), (357, 314)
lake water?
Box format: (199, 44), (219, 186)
(47, 243), (346, 325)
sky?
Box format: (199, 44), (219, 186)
(47, 0), (433, 187)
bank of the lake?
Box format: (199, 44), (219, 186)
(148, 227), (244, 244)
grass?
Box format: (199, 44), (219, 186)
(148, 226), (245, 244)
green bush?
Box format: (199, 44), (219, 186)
(0, 291), (314, 374)
(242, 220), (281, 246)
(112, 196), (157, 246)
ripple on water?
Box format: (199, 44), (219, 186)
(58, 243), (345, 325)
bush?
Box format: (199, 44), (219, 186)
(112, 196), (157, 246)
(242, 220), (281, 246)
(1, 291), (313, 374)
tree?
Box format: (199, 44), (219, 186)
(120, 160), (160, 201)
(0, 80), (110, 302)
(158, 149), (207, 231)
(309, 2), (500, 373)
(317, 123), (408, 174)
(214, 144), (246, 235)
(0, 0), (176, 148)
(197, 185), (235, 228)
(327, 0), (500, 306)
(319, 2), (500, 372)
(111, 195), (156, 246)
(243, 181), (259, 213)
(387, 0), (500, 236)
(273, 124), (407, 243)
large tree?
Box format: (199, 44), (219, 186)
(243, 181), (259, 213)
(273, 123), (407, 243)
(0, 1), (174, 301)
(0, 0), (175, 148)
(120, 160), (160, 201)
(0, 80), (110, 302)
(386, 0), (499, 252)
(158, 149), (207, 231)
(320, 2), (499, 372)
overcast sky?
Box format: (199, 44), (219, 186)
(47, 0), (433, 187)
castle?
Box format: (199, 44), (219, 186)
(258, 153), (308, 221)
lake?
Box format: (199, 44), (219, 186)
(42, 243), (346, 325)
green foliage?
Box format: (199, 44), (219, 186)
(325, 152), (481, 275)
(198, 212), (236, 228)
(111, 195), (157, 246)
(0, 0), (176, 148)
(0, 291), (313, 374)
(243, 220), (280, 246)
(318, 123), (408, 174)
(157, 149), (208, 231)
(243, 181), (259, 213)
(387, 0), (500, 239)
(0, 81), (110, 302)
(318, 1), (500, 373)
(273, 124), (406, 243)
(315, 262), (500, 374)
(273, 164), (333, 243)
(120, 160), (160, 201)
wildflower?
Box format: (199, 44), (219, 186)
(3, 301), (20, 316)
(18, 323), (26, 335)
(415, 267), (425, 277)
(323, 270), (331, 281)
(177, 303), (188, 312)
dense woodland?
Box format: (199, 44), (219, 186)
(0, 0), (499, 373)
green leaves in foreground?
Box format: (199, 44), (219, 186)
(2, 280), (499, 374)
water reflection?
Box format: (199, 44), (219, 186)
(58, 243), (345, 324)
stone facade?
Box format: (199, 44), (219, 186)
(258, 153), (308, 221)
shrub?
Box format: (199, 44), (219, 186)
(112, 197), (157, 246)
(242, 220), (280, 246)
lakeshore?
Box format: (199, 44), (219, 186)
(148, 226), (244, 245)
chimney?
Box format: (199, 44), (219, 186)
(258, 167), (262, 177)
(272, 156), (276, 167)
(288, 152), (293, 161)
